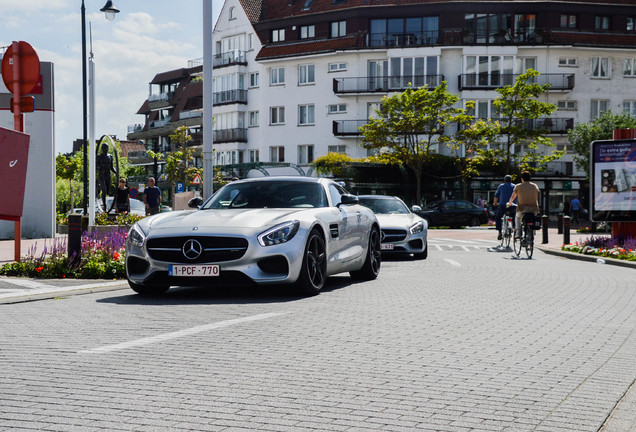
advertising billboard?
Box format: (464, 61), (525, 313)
(590, 139), (636, 222)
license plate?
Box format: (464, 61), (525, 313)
(380, 243), (394, 250)
(169, 265), (220, 277)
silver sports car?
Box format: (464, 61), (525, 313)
(357, 195), (428, 259)
(125, 177), (381, 295)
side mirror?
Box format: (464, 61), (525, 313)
(411, 205), (422, 213)
(338, 194), (359, 207)
(188, 197), (203, 208)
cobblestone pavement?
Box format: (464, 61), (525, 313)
(0, 229), (635, 431)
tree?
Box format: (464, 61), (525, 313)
(568, 112), (636, 177)
(147, 126), (203, 190)
(360, 82), (473, 204)
(492, 69), (564, 174)
(55, 153), (82, 212)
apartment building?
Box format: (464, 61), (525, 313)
(130, 0), (636, 210)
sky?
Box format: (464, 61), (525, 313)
(1, 0), (223, 155)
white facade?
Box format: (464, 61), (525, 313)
(212, 1), (636, 179)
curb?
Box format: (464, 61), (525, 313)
(0, 282), (129, 305)
(537, 246), (636, 269)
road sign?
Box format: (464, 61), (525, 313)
(1, 41), (40, 96)
(176, 182), (185, 193)
(192, 173), (202, 185)
(9, 97), (34, 113)
(129, 187), (139, 199)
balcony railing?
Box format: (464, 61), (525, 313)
(128, 124), (144, 133)
(179, 110), (203, 120)
(333, 75), (444, 94)
(458, 73), (575, 90)
(149, 118), (170, 129)
(333, 120), (440, 136)
(482, 117), (574, 134)
(213, 128), (248, 143)
(148, 91), (173, 102)
(213, 89), (248, 105)
(213, 50), (247, 68)
(367, 31), (440, 47)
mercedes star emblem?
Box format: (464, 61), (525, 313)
(182, 239), (203, 260)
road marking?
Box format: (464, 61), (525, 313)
(444, 259), (462, 267)
(1, 278), (54, 289)
(78, 312), (288, 354)
(0, 279), (126, 299)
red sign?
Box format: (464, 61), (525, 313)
(192, 173), (202, 185)
(0, 127), (30, 219)
(1, 41), (40, 96)
(9, 96), (34, 113)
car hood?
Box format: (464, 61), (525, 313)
(375, 213), (423, 228)
(146, 208), (308, 231)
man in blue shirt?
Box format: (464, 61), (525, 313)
(493, 175), (515, 240)
(570, 196), (581, 224)
(143, 177), (162, 216)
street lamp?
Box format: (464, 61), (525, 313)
(81, 0), (119, 214)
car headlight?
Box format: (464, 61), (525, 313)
(258, 221), (300, 246)
(410, 220), (424, 234)
(128, 224), (147, 247)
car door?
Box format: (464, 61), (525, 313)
(441, 201), (457, 226)
(327, 183), (364, 271)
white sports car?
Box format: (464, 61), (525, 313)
(357, 195), (428, 259)
(125, 177), (381, 295)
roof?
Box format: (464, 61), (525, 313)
(239, 0), (263, 23)
(256, 35), (364, 60)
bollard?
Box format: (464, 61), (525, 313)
(563, 215), (570, 245)
(542, 215), (549, 244)
(68, 214), (82, 267)
(557, 213), (563, 234)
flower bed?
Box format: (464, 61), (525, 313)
(562, 235), (636, 261)
(0, 228), (128, 279)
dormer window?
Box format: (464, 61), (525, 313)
(300, 25), (315, 39)
(331, 21), (346, 38)
(272, 29), (285, 42)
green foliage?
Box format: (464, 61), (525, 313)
(94, 211), (144, 226)
(313, 152), (356, 176)
(147, 126), (203, 190)
(568, 112), (636, 177)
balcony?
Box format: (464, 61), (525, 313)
(147, 91), (174, 109)
(485, 117), (574, 134)
(333, 75), (444, 94)
(333, 120), (439, 136)
(213, 128), (247, 143)
(213, 51), (247, 68)
(367, 31), (440, 48)
(179, 110), (203, 120)
(213, 89), (248, 105)
(128, 124), (144, 134)
(458, 73), (575, 91)
(126, 150), (153, 165)
(149, 118), (170, 129)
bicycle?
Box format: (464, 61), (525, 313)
(513, 212), (539, 259)
(500, 204), (516, 249)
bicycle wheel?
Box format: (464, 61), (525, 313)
(525, 228), (534, 259)
(513, 229), (522, 256)
(503, 221), (512, 249)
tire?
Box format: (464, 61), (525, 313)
(350, 227), (381, 280)
(413, 242), (428, 260)
(525, 229), (534, 259)
(295, 229), (327, 296)
(469, 216), (481, 227)
(128, 280), (169, 295)
(513, 232), (522, 257)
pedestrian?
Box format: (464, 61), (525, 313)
(108, 178), (130, 214)
(143, 177), (162, 216)
(477, 197), (484, 208)
(570, 195), (581, 224)
(493, 175), (515, 240)
(507, 171), (540, 238)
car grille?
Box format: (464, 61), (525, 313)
(146, 236), (248, 264)
(381, 228), (407, 243)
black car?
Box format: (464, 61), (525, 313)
(415, 200), (489, 227)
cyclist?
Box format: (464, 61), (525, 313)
(507, 171), (539, 238)
(493, 175), (515, 240)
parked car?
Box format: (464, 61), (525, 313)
(99, 197), (146, 217)
(358, 195), (428, 259)
(125, 176), (382, 296)
(415, 200), (489, 227)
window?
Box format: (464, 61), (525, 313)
(300, 25), (315, 39)
(249, 72), (259, 88)
(560, 14), (576, 28)
(298, 104), (315, 125)
(249, 150), (259, 162)
(331, 21), (346, 37)
(370, 16), (439, 46)
(628, 18), (635, 31)
(270, 67), (285, 85)
(298, 65), (315, 85)
(591, 100), (609, 119)
(248, 34), (254, 50)
(328, 145), (347, 154)
(329, 62), (347, 72)
(328, 104), (347, 114)
(595, 16), (610, 30)
(463, 55), (515, 87)
(248, 111), (259, 127)
(623, 101), (636, 116)
(559, 58), (577, 67)
(270, 106), (285, 125)
(270, 146), (285, 162)
(557, 101), (577, 110)
(272, 29), (285, 42)
(592, 57), (610, 78)
(229, 6), (236, 20)
(624, 59), (636, 77)
(298, 145), (314, 164)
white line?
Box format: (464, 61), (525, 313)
(1, 278), (54, 289)
(433, 244), (443, 250)
(444, 259), (462, 267)
(78, 312), (288, 354)
(0, 280), (126, 299)
(460, 246), (470, 251)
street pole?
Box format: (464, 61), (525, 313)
(89, 45), (96, 227)
(202, 0), (214, 199)
(81, 0), (89, 214)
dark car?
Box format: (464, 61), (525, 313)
(415, 200), (489, 228)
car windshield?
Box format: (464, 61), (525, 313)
(202, 180), (329, 209)
(359, 197), (409, 214)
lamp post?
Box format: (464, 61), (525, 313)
(81, 0), (119, 214)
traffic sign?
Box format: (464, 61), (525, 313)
(129, 187), (139, 199)
(9, 97), (34, 113)
(176, 182), (185, 193)
(1, 41), (40, 96)
(192, 173), (202, 185)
